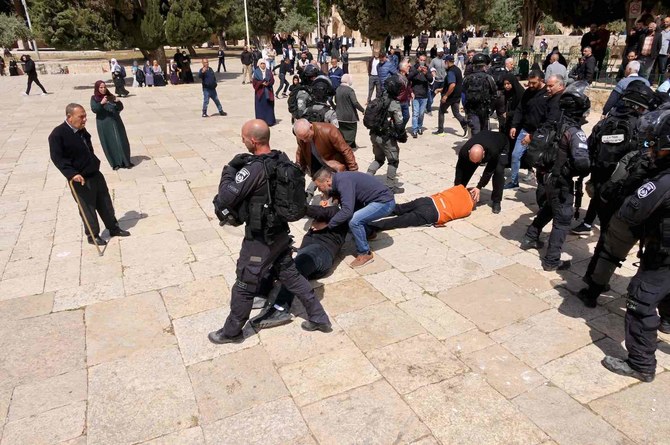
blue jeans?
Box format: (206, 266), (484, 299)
(350, 200), (395, 254)
(202, 88), (223, 114)
(412, 98), (427, 133)
(400, 102), (410, 129)
(509, 129), (529, 185)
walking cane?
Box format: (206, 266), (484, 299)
(69, 179), (103, 256)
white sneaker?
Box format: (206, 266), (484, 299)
(41, 93), (48, 96)
(21, 92), (28, 96)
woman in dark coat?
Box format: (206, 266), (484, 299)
(252, 61), (276, 126)
(334, 74), (365, 148)
(501, 72), (525, 165)
(90, 80), (133, 170)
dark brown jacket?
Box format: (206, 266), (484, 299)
(296, 122), (358, 175)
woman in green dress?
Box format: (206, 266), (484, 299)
(90, 80), (133, 170)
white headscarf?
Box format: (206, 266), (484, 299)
(110, 58), (120, 73)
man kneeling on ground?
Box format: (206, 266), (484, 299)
(368, 184), (474, 231)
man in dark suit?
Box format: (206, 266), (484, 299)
(49, 103), (130, 245)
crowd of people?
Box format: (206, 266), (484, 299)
(41, 17), (670, 388)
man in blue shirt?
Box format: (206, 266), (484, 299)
(312, 169), (395, 268)
(377, 52), (399, 92)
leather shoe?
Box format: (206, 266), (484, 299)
(109, 229), (130, 237)
(491, 202), (501, 214)
(520, 236), (544, 251)
(542, 260), (571, 271)
(208, 328), (244, 344)
(87, 236), (107, 246)
(659, 318), (670, 335)
(576, 287), (599, 308)
(301, 320), (333, 333)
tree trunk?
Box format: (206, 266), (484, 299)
(520, 0), (542, 49)
(148, 46), (168, 72)
(140, 49), (151, 60)
(187, 45), (197, 56)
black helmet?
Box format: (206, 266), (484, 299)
(472, 53), (490, 66)
(384, 75), (402, 99)
(490, 53), (504, 66)
(638, 109), (670, 152)
(559, 80), (591, 118)
(302, 64), (319, 79)
(621, 80), (655, 110)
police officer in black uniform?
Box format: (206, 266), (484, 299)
(461, 53), (497, 135)
(520, 81), (592, 271)
(602, 110), (670, 382)
(208, 119), (332, 344)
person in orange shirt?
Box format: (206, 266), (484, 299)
(368, 184), (474, 231)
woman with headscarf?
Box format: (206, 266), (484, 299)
(334, 73), (365, 148)
(90, 80), (133, 170)
(181, 51), (194, 84)
(252, 60), (276, 126)
(109, 58), (129, 97)
(144, 60), (154, 87)
(501, 72), (525, 165)
(169, 59), (180, 85)
(152, 60), (166, 86)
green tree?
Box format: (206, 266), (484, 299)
(274, 10), (315, 35)
(165, 0), (211, 49)
(538, 0), (670, 28)
(201, 0), (244, 46)
(336, 0), (440, 50)
(0, 12), (31, 48)
(486, 0), (522, 33)
(246, 0), (283, 39)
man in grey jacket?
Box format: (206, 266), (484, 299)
(335, 74), (365, 148)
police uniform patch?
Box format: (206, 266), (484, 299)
(235, 168), (250, 183)
(637, 182), (656, 199)
(576, 131), (587, 142)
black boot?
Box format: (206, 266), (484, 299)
(602, 356), (655, 382)
(301, 320), (333, 333)
(250, 307), (292, 329)
(576, 285), (602, 308)
(659, 318), (670, 335)
(207, 328), (244, 345)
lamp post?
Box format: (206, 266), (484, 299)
(316, 0), (321, 40)
(20, 0), (40, 60)
(243, 0), (250, 46)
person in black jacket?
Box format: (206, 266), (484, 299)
(20, 54), (47, 96)
(576, 47), (597, 84)
(408, 54), (433, 138)
(48, 103), (130, 246)
(250, 204), (348, 329)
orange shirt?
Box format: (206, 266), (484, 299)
(430, 185), (474, 225)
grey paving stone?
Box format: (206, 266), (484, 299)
(87, 347), (199, 445)
(139, 427), (205, 445)
(515, 385), (634, 445)
(0, 292), (53, 320)
(85, 291), (176, 365)
(398, 294), (475, 340)
(406, 373), (547, 445)
(0, 401), (86, 445)
(188, 345), (288, 424)
(302, 379), (430, 444)
(318, 277), (387, 316)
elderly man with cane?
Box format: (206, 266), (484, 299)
(49, 103), (130, 252)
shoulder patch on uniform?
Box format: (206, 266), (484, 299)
(235, 168), (250, 183)
(576, 131), (587, 142)
(637, 182), (656, 199)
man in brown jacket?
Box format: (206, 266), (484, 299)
(293, 119), (358, 176)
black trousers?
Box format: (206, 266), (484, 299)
(583, 167), (615, 226)
(584, 213), (636, 287)
(274, 243), (335, 310)
(69, 171), (119, 237)
(466, 110), (490, 135)
(276, 73), (289, 94)
(625, 267), (670, 374)
(493, 93), (505, 130)
(454, 158), (504, 204)
(437, 99), (467, 131)
(26, 74), (46, 94)
(525, 179), (573, 267)
(217, 57), (226, 72)
(369, 197), (438, 230)
(223, 233), (329, 336)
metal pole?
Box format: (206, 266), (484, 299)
(243, 0), (250, 46)
(20, 0), (40, 60)
(316, 0), (321, 39)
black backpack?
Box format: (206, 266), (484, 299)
(136, 69), (145, 83)
(363, 96), (391, 133)
(262, 154), (306, 223)
(589, 114), (638, 169)
(526, 119), (569, 169)
(489, 65), (507, 90)
(463, 72), (493, 110)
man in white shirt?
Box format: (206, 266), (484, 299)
(367, 51), (381, 104)
(545, 53), (567, 79)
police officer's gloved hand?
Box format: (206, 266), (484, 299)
(228, 153), (252, 170)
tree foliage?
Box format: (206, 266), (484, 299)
(246, 0), (283, 37)
(485, 0), (522, 32)
(538, 0), (670, 28)
(165, 0), (211, 47)
(275, 10), (315, 35)
(201, 0), (245, 40)
(336, 0), (440, 40)
(140, 0), (166, 50)
(0, 13), (31, 48)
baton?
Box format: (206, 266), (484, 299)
(69, 179), (103, 256)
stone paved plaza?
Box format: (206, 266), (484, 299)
(0, 59), (669, 445)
